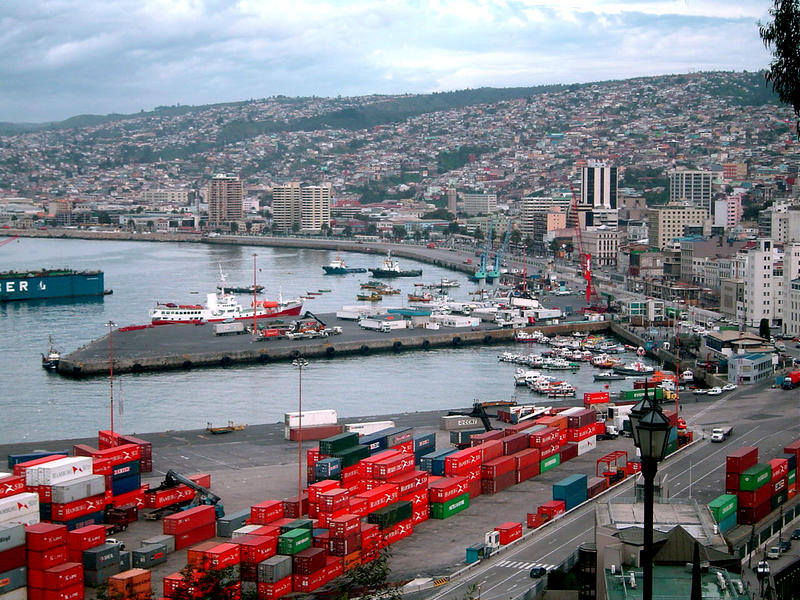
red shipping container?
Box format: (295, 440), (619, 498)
(495, 522), (523, 545)
(98, 430), (120, 449)
(27, 546), (69, 571)
(769, 458), (789, 483)
(587, 476), (607, 498)
(286, 424), (343, 441)
(360, 522), (380, 551)
(444, 447), (482, 476)
(515, 463), (540, 484)
(200, 543), (240, 569)
(51, 494), (106, 522)
(329, 514), (361, 538)
(560, 442), (578, 463)
(412, 503), (429, 525)
(66, 524), (105, 551)
(504, 421), (537, 436)
(661, 409), (679, 428)
(323, 555), (343, 582)
(348, 496), (368, 517)
(537, 415), (567, 430)
(374, 454), (415, 480)
(502, 433), (529, 456)
(188, 473), (210, 488)
(391, 440), (414, 455)
(318, 488), (350, 513)
(726, 446), (758, 475)
(567, 423), (598, 442)
(584, 391), (609, 405)
(113, 487), (145, 509)
(91, 458), (112, 476)
(145, 485), (194, 509)
(355, 484), (398, 513)
(738, 483), (772, 508)
(307, 480), (339, 503)
(0, 475), (25, 500)
(26, 523), (68, 552)
(481, 456), (516, 480)
(251, 500), (284, 525)
(725, 472), (739, 491)
(340, 464), (360, 485)
(539, 500), (566, 518)
(38, 583), (84, 600)
(174, 522), (216, 551)
(539, 442), (560, 460)
(737, 500), (771, 525)
(257, 576), (292, 600)
(315, 508), (346, 529)
(382, 518), (413, 546)
(529, 427), (559, 449)
(468, 479), (482, 499)
(163, 572), (188, 597)
(387, 470), (428, 496)
(428, 476), (468, 503)
(558, 429), (568, 446)
(359, 451), (401, 479)
(42, 562), (83, 591)
(462, 466), (481, 483)
(282, 493), (308, 519)
(399, 488), (428, 507)
(186, 541), (218, 567)
(312, 530), (329, 550)
(13, 455), (67, 477)
(90, 443), (141, 466)
(566, 408), (596, 429)
(512, 448), (540, 471)
(478, 440), (504, 463)
(0, 545), (25, 572)
(237, 536), (277, 564)
(36, 485), (53, 503)
(163, 505), (216, 536)
(308, 501), (319, 519)
(292, 547), (326, 576)
(293, 569), (327, 593)
(327, 533), (361, 556)
(470, 430), (505, 445)
(480, 471), (515, 495)
(784, 440), (800, 455)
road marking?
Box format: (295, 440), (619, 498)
(497, 560), (554, 571)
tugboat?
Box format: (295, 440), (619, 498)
(356, 292), (383, 302)
(41, 336), (61, 370)
(323, 255), (367, 275)
(368, 251), (422, 278)
(593, 371), (625, 381)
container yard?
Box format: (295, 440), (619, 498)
(56, 314), (609, 377)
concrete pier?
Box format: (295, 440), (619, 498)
(57, 314), (610, 377)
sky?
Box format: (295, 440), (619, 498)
(0, 0), (776, 123)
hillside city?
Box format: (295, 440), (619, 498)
(2, 70), (800, 337)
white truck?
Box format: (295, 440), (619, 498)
(710, 427), (733, 443)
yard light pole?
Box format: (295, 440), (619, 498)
(293, 358), (309, 502)
(628, 380), (672, 600)
(105, 320), (117, 433)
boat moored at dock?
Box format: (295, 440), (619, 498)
(1, 268), (108, 302)
(150, 290), (302, 324)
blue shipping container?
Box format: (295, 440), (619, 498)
(718, 512), (737, 534)
(54, 510), (105, 532)
(420, 449), (456, 474)
(563, 491), (587, 511)
(783, 453), (797, 472)
(668, 426), (678, 443)
(413, 432), (435, 455)
(359, 431), (388, 453)
(314, 457), (341, 479)
(553, 474), (588, 500)
(7, 450), (69, 469)
(39, 502), (51, 521)
(112, 460), (141, 481)
(112, 473), (140, 496)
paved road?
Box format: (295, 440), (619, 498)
(426, 379), (800, 599)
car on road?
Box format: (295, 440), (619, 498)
(722, 383), (737, 391)
(707, 387), (723, 396)
(757, 560), (770, 578)
(529, 567), (548, 578)
(105, 538), (126, 551)
(779, 540), (791, 553)
(791, 529), (800, 540)
(766, 546), (781, 559)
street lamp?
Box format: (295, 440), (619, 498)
(105, 321), (117, 433)
(628, 381), (672, 600)
(292, 358), (309, 502)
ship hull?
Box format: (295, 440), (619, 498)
(368, 269), (422, 278)
(151, 303), (302, 325)
(323, 267), (367, 274)
(0, 271), (105, 302)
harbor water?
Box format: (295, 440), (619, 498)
(1, 238), (655, 444)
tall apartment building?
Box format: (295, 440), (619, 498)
(738, 239), (777, 327)
(446, 187), (458, 216)
(461, 193), (497, 216)
(272, 182), (331, 233)
(668, 169), (713, 211)
(647, 203), (708, 249)
(582, 227), (619, 267)
(519, 196), (571, 239)
(208, 174), (243, 228)
(580, 162), (617, 209)
(771, 203), (800, 243)
(140, 189), (190, 205)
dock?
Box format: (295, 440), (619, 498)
(57, 314), (610, 377)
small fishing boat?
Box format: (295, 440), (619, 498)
(593, 371), (625, 381)
(357, 292), (383, 302)
(41, 336), (60, 370)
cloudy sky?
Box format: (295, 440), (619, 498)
(0, 0), (775, 123)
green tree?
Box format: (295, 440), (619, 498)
(510, 229), (522, 245)
(472, 227), (483, 240)
(146, 220), (154, 232)
(97, 211), (112, 224)
(392, 225), (406, 240)
(230, 221), (238, 234)
(447, 221), (460, 234)
(760, 1), (800, 136)
(413, 229), (423, 241)
(335, 548), (402, 599)
(292, 222), (300, 233)
(760, 318), (771, 340)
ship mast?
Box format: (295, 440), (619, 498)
(253, 253), (258, 338)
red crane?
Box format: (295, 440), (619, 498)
(0, 235), (19, 248)
(568, 186), (602, 307)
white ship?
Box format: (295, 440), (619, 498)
(150, 290), (302, 324)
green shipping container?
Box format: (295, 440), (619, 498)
(367, 501), (413, 530)
(279, 519), (314, 534)
(430, 493), (470, 519)
(739, 464), (772, 492)
(620, 388), (664, 402)
(333, 444), (371, 469)
(319, 432), (359, 455)
(789, 469), (796, 485)
(664, 440), (678, 457)
(540, 454), (561, 473)
(277, 528), (311, 555)
(708, 494), (738, 524)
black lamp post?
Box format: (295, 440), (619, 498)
(628, 379), (672, 600)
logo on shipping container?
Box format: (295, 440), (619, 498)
(16, 501), (29, 510)
(775, 479), (785, 492)
(0, 577), (9, 587)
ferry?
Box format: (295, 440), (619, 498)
(150, 290), (302, 324)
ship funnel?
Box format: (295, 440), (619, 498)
(207, 293), (218, 311)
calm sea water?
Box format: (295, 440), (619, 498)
(0, 238), (651, 444)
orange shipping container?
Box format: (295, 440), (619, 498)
(108, 569), (152, 599)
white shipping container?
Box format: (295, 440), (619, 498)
(430, 315), (480, 328)
(232, 525), (263, 538)
(0, 473), (10, 479)
(1, 586), (27, 600)
(284, 409), (337, 428)
(50, 474), (106, 504)
(577, 436), (597, 456)
(559, 407), (584, 417)
(0, 493), (39, 522)
(29, 457), (93, 487)
(345, 421), (396, 436)
(440, 415), (482, 431)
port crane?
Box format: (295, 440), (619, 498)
(470, 221), (494, 283)
(569, 185), (603, 311)
(486, 221), (513, 281)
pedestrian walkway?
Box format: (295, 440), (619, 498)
(496, 560), (555, 572)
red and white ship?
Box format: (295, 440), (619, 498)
(150, 289), (303, 325)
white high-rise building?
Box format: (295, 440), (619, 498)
(272, 182), (331, 233)
(461, 193), (497, 216)
(668, 169), (714, 211)
(580, 161), (617, 209)
(738, 239), (777, 327)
